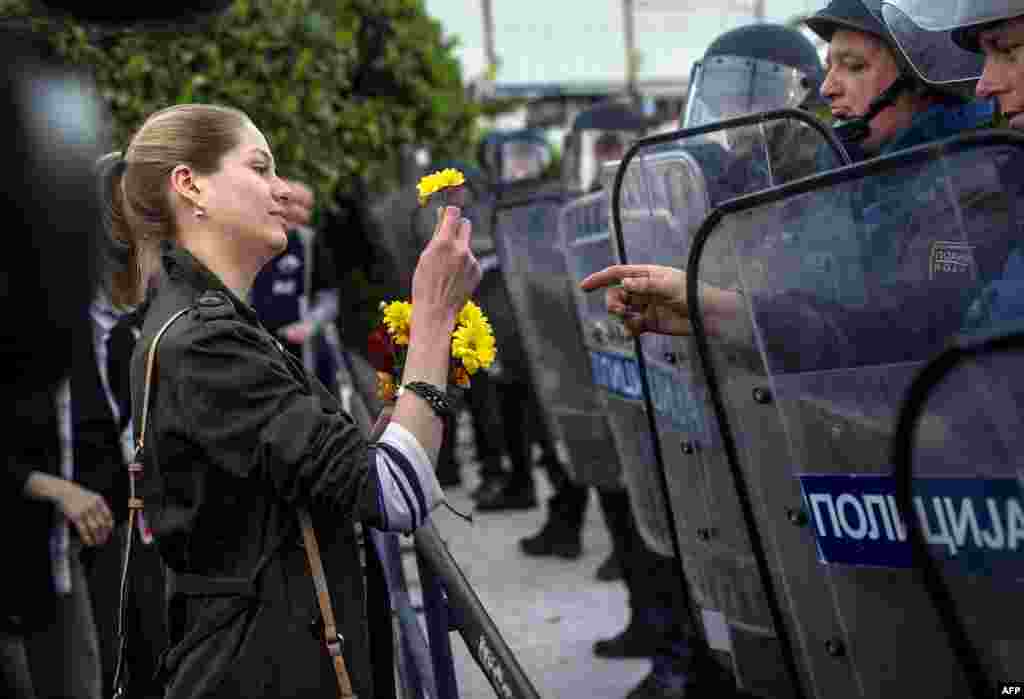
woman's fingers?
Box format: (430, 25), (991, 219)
(454, 214), (473, 246)
(434, 206), (462, 241)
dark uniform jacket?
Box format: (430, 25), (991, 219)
(130, 245), (385, 698)
(745, 101), (1010, 374)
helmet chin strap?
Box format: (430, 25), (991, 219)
(833, 73), (915, 145)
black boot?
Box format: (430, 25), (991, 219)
(474, 478), (537, 511)
(518, 483), (587, 556)
(592, 622), (663, 658)
(518, 512), (582, 559)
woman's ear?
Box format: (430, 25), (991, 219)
(170, 164), (202, 209)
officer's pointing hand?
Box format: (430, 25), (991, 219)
(581, 264), (743, 338)
(581, 264), (692, 336)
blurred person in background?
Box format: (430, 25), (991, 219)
(250, 180), (342, 394)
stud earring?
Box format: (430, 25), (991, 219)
(195, 207), (206, 219)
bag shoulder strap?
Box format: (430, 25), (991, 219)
(112, 306), (189, 699)
(299, 508), (355, 699)
(295, 406), (393, 699)
(134, 307), (191, 456)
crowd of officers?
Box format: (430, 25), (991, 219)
(4, 0), (1024, 698)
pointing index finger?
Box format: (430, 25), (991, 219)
(580, 264), (653, 292)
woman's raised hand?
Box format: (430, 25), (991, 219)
(411, 206), (481, 327)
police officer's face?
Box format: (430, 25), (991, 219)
(197, 121), (292, 257)
(821, 29), (917, 151)
(976, 17), (1024, 130)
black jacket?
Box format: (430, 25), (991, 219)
(2, 389), (60, 632)
(130, 245), (384, 698)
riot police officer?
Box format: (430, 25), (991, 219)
(880, 0), (1024, 130)
(806, 0), (993, 159)
(471, 129), (567, 512)
(591, 22), (834, 699)
(880, 0), (1024, 330)
(682, 21), (827, 129)
(582, 0), (998, 369)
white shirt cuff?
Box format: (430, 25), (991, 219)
(373, 421), (444, 533)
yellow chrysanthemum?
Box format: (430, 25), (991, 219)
(417, 168), (465, 206)
(451, 315), (496, 375)
(382, 300), (412, 346)
(458, 300), (488, 329)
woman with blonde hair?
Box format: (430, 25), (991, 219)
(105, 103), (480, 698)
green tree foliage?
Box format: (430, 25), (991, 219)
(0, 0), (480, 205)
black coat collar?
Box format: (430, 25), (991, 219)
(157, 243), (262, 326)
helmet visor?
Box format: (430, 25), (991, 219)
(683, 55), (813, 128)
(881, 0), (1021, 32)
(500, 140), (551, 182)
(881, 1), (989, 83)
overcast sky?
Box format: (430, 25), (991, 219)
(424, 0), (825, 84)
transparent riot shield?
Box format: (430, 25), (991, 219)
(558, 186), (637, 490)
(891, 326), (1024, 699)
(688, 130), (1024, 698)
(491, 180), (622, 485)
(608, 110), (849, 695)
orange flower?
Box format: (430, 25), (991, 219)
(452, 366), (471, 388)
(376, 372), (397, 402)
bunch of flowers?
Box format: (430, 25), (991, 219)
(369, 167), (495, 402)
(369, 299), (496, 401)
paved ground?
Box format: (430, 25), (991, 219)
(401, 414), (650, 699)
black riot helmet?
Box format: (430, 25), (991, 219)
(807, 0), (979, 145)
(880, 0), (1014, 84)
(682, 23), (826, 128)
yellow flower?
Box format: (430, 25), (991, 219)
(451, 314), (496, 375)
(458, 300), (488, 329)
(382, 300), (412, 345)
(417, 168), (465, 206)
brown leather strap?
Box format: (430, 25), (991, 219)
(296, 407), (393, 698)
(299, 508), (356, 699)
